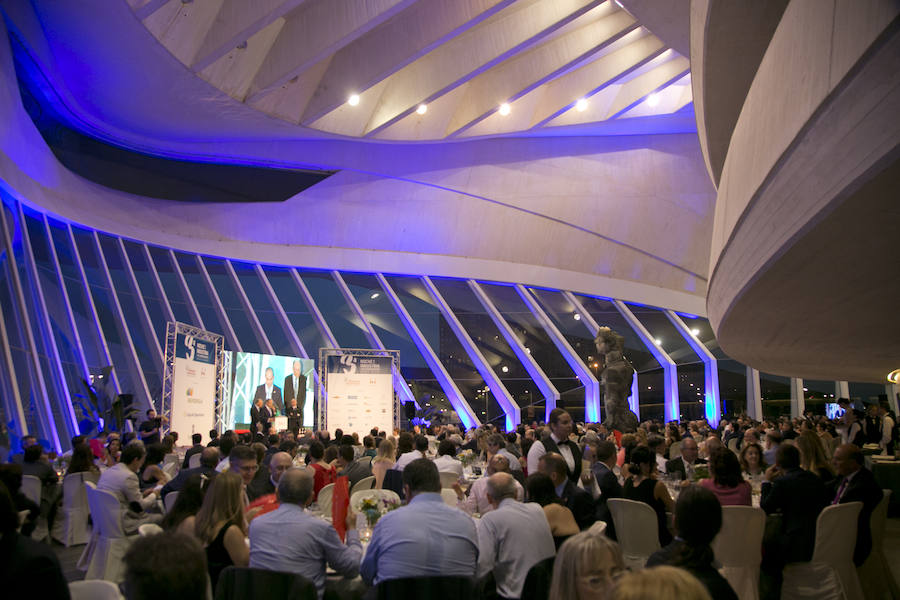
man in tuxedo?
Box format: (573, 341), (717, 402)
(253, 367), (283, 413)
(539, 452), (595, 530)
(283, 360), (306, 423)
(590, 440), (622, 538)
(665, 437), (706, 481)
(249, 398), (264, 434)
(526, 408), (581, 483)
(831, 443), (883, 565)
(261, 399), (277, 434)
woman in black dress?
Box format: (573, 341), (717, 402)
(623, 445), (674, 546)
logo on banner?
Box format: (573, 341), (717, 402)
(339, 355), (357, 374)
(185, 335), (196, 360)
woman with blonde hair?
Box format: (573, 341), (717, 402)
(549, 530), (625, 600)
(611, 566), (711, 600)
(372, 438), (396, 489)
(796, 430), (836, 482)
(194, 470), (249, 589)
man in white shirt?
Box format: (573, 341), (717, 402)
(476, 473), (555, 599)
(96, 442), (162, 533)
(526, 409), (581, 482)
(432, 439), (463, 478)
(878, 405), (895, 454)
(454, 455), (523, 515)
(394, 435), (427, 471)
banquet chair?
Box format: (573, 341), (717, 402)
(162, 455), (180, 479)
(164, 491), (179, 513)
(138, 523), (163, 536)
(21, 474), (42, 505)
(350, 488), (401, 509)
(781, 501), (863, 600)
(521, 556), (555, 600)
(350, 475), (375, 495)
(188, 453), (202, 469)
(857, 490), (897, 600)
(440, 488), (458, 507)
(80, 481), (138, 581)
(668, 441), (682, 460)
(607, 499), (660, 571)
(712, 505), (766, 600)
(439, 471), (460, 488)
(382, 469), (405, 500)
(215, 566), (315, 600)
(373, 576), (476, 600)
(317, 483), (335, 516)
(17, 509), (30, 532)
(53, 471), (95, 546)
(357, 455), (373, 467)
(68, 579), (122, 600)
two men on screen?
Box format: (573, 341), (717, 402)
(251, 361), (307, 434)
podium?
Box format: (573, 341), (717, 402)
(273, 416), (288, 432)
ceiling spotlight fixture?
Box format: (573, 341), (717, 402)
(690, 328), (700, 336)
(370, 292), (380, 299)
(501, 365), (509, 373)
(646, 93), (660, 107)
(888, 369), (900, 384)
(575, 98), (588, 112)
(416, 103), (427, 115)
(655, 338), (662, 346)
(573, 313), (581, 320)
(498, 103), (511, 116)
(348, 94), (360, 106)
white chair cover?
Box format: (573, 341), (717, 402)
(607, 498), (660, 571)
(857, 490), (897, 600)
(53, 472), (95, 547)
(17, 509), (30, 532)
(188, 453), (202, 469)
(350, 489), (401, 509)
(164, 491), (179, 513)
(439, 471), (460, 488)
(727, 437), (739, 453)
(668, 441), (682, 459)
(440, 488), (458, 507)
(350, 476), (376, 495)
(21, 474), (42, 505)
(79, 481), (137, 582)
(357, 456), (373, 467)
(162, 457), (179, 480)
(712, 506), (765, 600)
(69, 579), (122, 600)
(781, 501), (863, 600)
(317, 483), (335, 516)
(138, 523), (164, 536)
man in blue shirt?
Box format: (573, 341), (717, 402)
(249, 468), (361, 598)
(360, 458), (478, 586)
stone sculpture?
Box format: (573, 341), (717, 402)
(595, 327), (639, 433)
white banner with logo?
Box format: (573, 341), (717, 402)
(325, 354), (393, 436)
(171, 331), (218, 443)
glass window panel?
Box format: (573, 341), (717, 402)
(479, 283), (581, 412)
(574, 295), (661, 372)
(202, 257), (261, 352)
(678, 314), (728, 360)
(849, 382), (885, 406)
(121, 241), (171, 339)
(263, 268), (329, 356)
(760, 372), (791, 418)
(717, 359), (747, 418)
(231, 261), (271, 311)
(146, 246), (195, 326)
(678, 363), (708, 422)
(431, 278), (543, 415)
(636, 368), (666, 422)
(386, 275), (498, 425)
(802, 379), (836, 415)
(341, 273), (450, 414)
(229, 262), (295, 356)
(173, 252), (227, 338)
(298, 270), (370, 350)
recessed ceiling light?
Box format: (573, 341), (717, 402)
(646, 93), (660, 107)
(348, 94), (360, 106)
(655, 338), (662, 346)
(575, 98), (588, 112)
(690, 328), (700, 336)
(416, 103), (427, 115)
(498, 103), (511, 116)
(370, 292), (379, 299)
(501, 366), (509, 373)
(573, 313), (581, 320)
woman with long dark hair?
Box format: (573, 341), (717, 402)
(700, 447), (751, 506)
(623, 445), (673, 546)
(161, 473), (209, 536)
(194, 470), (248, 589)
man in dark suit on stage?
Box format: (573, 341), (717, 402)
(665, 437), (707, 481)
(283, 359), (307, 424)
(253, 367), (283, 413)
(831, 443), (883, 565)
(249, 398), (264, 433)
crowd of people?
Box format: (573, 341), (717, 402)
(0, 399), (894, 599)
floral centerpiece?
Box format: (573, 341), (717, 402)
(458, 449), (476, 468)
(692, 464), (709, 482)
(352, 493), (400, 527)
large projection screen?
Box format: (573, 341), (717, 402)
(321, 350), (396, 436)
(227, 352), (315, 430)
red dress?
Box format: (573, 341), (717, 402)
(310, 462), (336, 500)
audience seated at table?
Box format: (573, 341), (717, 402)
(699, 446), (751, 506)
(194, 470), (249, 590)
(548, 530), (625, 600)
(432, 439), (463, 478)
(830, 443), (883, 566)
(796, 430), (836, 483)
(161, 446), (219, 500)
(67, 443), (100, 479)
(249, 468), (361, 598)
(97, 441), (163, 533)
(525, 472), (579, 549)
(610, 565), (712, 600)
(0, 464), (39, 536)
(739, 441), (766, 480)
(395, 434), (427, 471)
(307, 441), (335, 501)
(455, 454), (524, 516)
(336, 444), (372, 490)
(665, 437), (705, 481)
(646, 485), (738, 599)
(160, 472), (208, 537)
(371, 438), (395, 489)
(123, 530), (208, 600)
(624, 445), (674, 546)
(138, 443), (169, 491)
(361, 458), (477, 586)
(588, 439), (623, 539)
(247, 451), (292, 501)
(538, 452), (595, 531)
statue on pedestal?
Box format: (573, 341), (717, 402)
(595, 327), (639, 433)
